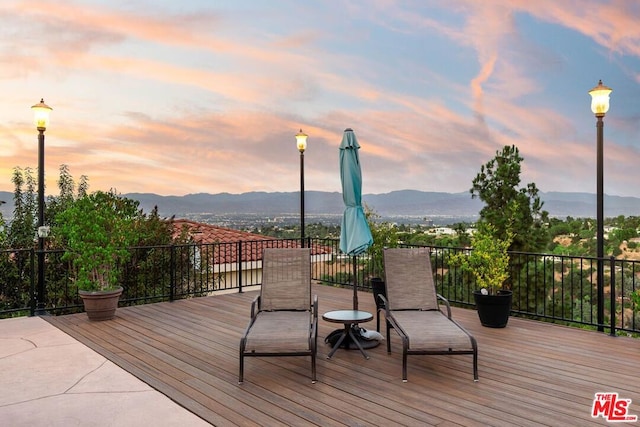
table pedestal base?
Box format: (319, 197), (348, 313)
(327, 325), (377, 359)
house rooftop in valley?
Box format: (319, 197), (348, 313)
(170, 219), (332, 264)
(171, 218), (272, 244)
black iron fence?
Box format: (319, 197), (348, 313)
(1, 239), (639, 335)
(425, 245), (640, 335)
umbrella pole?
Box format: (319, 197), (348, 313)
(352, 255), (358, 310)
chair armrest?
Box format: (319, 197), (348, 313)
(312, 294), (318, 319)
(250, 295), (261, 319)
(437, 293), (453, 318)
(379, 294), (389, 314)
(241, 295), (261, 347)
(310, 295), (318, 348)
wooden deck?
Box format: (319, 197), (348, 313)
(46, 284), (640, 426)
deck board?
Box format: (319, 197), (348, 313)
(46, 284), (640, 426)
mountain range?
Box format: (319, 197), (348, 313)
(3, 190), (640, 223)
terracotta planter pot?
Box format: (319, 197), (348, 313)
(79, 287), (123, 321)
(473, 289), (512, 328)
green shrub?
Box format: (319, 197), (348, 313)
(55, 190), (140, 292)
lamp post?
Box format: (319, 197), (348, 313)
(589, 80), (612, 332)
(31, 98), (52, 315)
(295, 129), (308, 248)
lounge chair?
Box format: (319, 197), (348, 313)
(239, 248), (318, 384)
(381, 247), (478, 382)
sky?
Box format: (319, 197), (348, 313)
(1, 0), (639, 199)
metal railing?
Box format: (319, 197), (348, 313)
(424, 246), (639, 335)
(1, 239), (638, 335)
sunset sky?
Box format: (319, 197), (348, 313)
(1, 1), (639, 199)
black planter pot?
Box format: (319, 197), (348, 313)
(473, 289), (513, 328)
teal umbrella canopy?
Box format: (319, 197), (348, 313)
(339, 129), (373, 311)
(339, 128), (373, 256)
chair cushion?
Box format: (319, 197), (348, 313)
(391, 310), (473, 351)
(244, 311), (311, 352)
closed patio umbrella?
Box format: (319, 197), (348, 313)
(339, 128), (373, 310)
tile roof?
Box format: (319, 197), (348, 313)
(172, 219), (271, 244)
(170, 219), (332, 264)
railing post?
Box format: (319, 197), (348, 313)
(609, 256), (616, 336)
(237, 241), (243, 293)
(169, 245), (175, 302)
(29, 249), (36, 316)
(596, 255), (605, 332)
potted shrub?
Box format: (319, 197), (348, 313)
(450, 221), (514, 327)
(56, 190), (138, 320)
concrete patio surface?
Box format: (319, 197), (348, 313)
(0, 316), (211, 426)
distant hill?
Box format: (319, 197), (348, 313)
(121, 190), (640, 219)
(2, 189), (640, 222)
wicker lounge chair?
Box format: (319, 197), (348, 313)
(239, 248), (318, 384)
(381, 247), (478, 382)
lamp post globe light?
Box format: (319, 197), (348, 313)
(31, 98), (52, 315)
(588, 80), (611, 332)
(295, 129), (308, 248)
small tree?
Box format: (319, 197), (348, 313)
(8, 167), (37, 249)
(0, 201), (6, 247)
(471, 145), (548, 253)
(55, 190), (140, 292)
(364, 205), (399, 279)
(45, 164), (88, 231)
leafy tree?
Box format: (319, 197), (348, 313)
(452, 222), (472, 247)
(470, 145), (549, 253)
(55, 190), (141, 291)
(122, 205), (176, 300)
(0, 168), (39, 313)
(403, 231), (437, 246)
(550, 264), (594, 321)
(632, 290), (640, 313)
(364, 205), (399, 279)
(510, 255), (554, 315)
(0, 201), (6, 247)
(548, 220), (571, 238)
(610, 227), (637, 244)
(9, 167), (37, 249)
(45, 164), (88, 231)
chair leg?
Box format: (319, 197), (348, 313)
(311, 353), (317, 384)
(385, 321), (391, 353)
(472, 336), (479, 382)
(312, 321), (318, 383)
(402, 351), (408, 382)
(402, 339), (408, 382)
(238, 341), (245, 384)
(473, 351), (479, 382)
